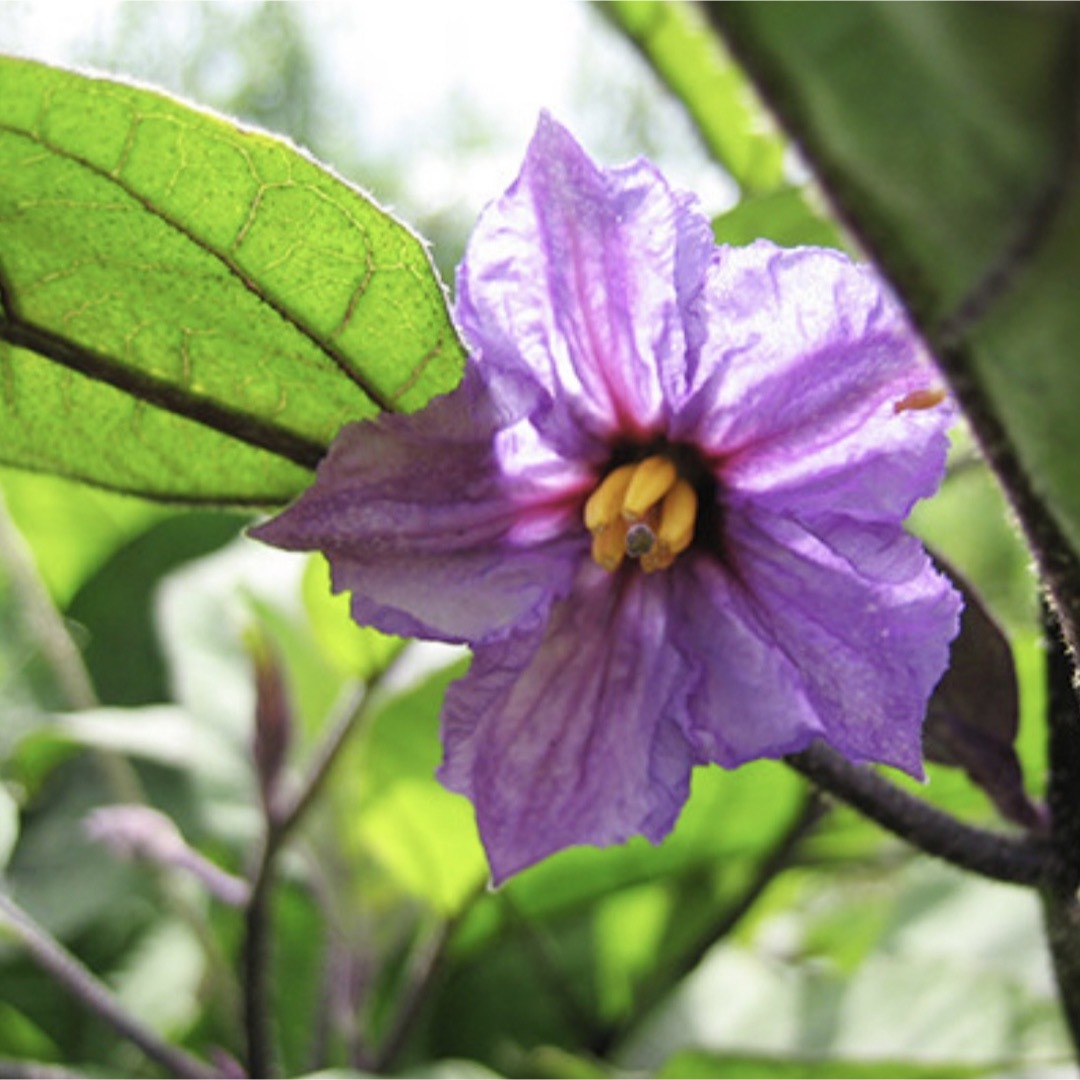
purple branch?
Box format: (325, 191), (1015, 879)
(0, 892), (216, 1079)
(785, 742), (1051, 887)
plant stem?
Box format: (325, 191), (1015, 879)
(593, 791), (827, 1057)
(241, 850), (278, 1080)
(240, 669), (395, 1077)
(0, 892), (216, 1079)
(368, 883), (486, 1075)
(785, 743), (1051, 887)
(1040, 608), (1080, 1056)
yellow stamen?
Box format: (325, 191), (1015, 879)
(585, 455), (701, 574)
(640, 480), (697, 573)
(656, 479), (697, 557)
(640, 548), (677, 574)
(621, 455), (678, 521)
(591, 518), (629, 572)
(583, 463), (636, 534)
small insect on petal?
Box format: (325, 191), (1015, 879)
(894, 387), (947, 414)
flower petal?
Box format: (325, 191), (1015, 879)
(252, 371), (583, 644)
(455, 113), (713, 450)
(716, 507), (962, 776)
(668, 558), (827, 767)
(675, 242), (951, 522)
(438, 563), (694, 884)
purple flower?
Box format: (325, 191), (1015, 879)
(253, 115), (962, 884)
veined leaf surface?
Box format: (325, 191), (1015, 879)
(0, 57), (464, 504)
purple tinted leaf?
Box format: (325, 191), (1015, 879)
(923, 559), (1046, 830)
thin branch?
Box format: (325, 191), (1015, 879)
(594, 791), (828, 1057)
(240, 663), (401, 1078)
(367, 881), (487, 1074)
(785, 742), (1052, 887)
(273, 680), (374, 838)
(0, 892), (216, 1079)
(241, 862), (279, 1080)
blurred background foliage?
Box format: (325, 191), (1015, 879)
(0, 2), (1065, 1078)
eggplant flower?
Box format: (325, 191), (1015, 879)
(253, 116), (962, 884)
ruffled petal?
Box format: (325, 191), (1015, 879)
(438, 563), (694, 884)
(455, 113), (714, 452)
(712, 506), (962, 776)
(667, 557), (827, 767)
(252, 370), (584, 644)
(674, 242), (951, 523)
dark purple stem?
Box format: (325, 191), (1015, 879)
(1039, 606), (1080, 1054)
(785, 743), (1051, 887)
(0, 892), (216, 1078)
(241, 668), (399, 1077)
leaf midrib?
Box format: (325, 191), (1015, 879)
(0, 263), (327, 472)
(0, 116), (403, 415)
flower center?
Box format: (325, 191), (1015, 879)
(583, 454), (699, 574)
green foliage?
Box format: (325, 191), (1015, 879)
(0, 7), (1076, 1080)
(600, 1), (785, 197)
(707, 4), (1080, 562)
(713, 187), (846, 251)
(0, 56), (464, 504)
(655, 1051), (994, 1078)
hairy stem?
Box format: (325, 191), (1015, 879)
(785, 743), (1051, 887)
(241, 855), (279, 1080)
(0, 892), (216, 1078)
(1040, 607), (1080, 1055)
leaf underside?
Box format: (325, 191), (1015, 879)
(0, 57), (465, 505)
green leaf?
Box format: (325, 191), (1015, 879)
(0, 467), (171, 607)
(600, 1), (785, 196)
(301, 553), (404, 683)
(629, 865), (1070, 1076)
(656, 1050), (991, 1079)
(703, 5), (1080, 564)
(0, 57), (464, 504)
(712, 186), (846, 250)
(66, 512), (249, 705)
(347, 654), (487, 915)
(111, 918), (205, 1038)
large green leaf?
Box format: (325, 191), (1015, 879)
(703, 5), (1080, 568)
(0, 57), (464, 504)
(600, 0), (786, 197)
